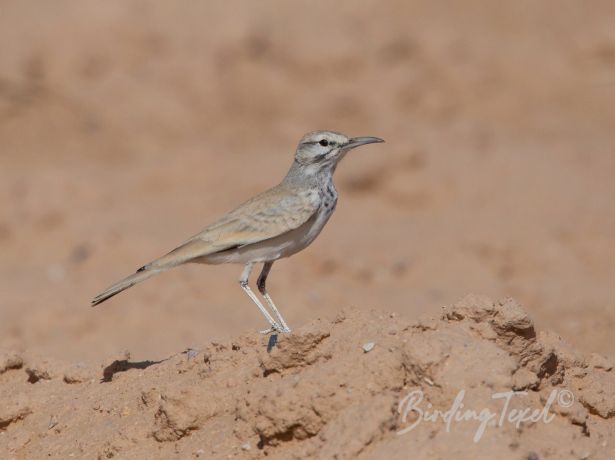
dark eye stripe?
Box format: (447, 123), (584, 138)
(301, 139), (338, 146)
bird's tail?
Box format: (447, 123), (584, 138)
(91, 267), (161, 307)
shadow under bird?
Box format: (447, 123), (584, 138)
(92, 130), (384, 334)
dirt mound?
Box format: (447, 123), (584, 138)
(1, 296), (613, 459)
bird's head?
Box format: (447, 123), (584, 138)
(294, 130), (384, 174)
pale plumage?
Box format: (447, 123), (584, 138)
(145, 184), (321, 269)
(92, 130), (384, 334)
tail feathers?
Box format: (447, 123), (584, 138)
(91, 268), (160, 307)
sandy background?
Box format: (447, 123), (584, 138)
(1, 1), (615, 457)
(1, 0), (614, 362)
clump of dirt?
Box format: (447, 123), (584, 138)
(1, 296), (613, 459)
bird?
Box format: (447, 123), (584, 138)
(92, 130), (384, 334)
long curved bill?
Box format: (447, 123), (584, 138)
(345, 136), (385, 149)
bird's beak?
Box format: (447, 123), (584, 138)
(344, 136), (385, 149)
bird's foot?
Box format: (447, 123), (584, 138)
(260, 324), (291, 335)
(260, 325), (279, 335)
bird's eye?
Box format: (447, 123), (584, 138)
(319, 139), (329, 147)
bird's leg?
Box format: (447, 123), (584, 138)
(257, 262), (291, 333)
(239, 263), (282, 334)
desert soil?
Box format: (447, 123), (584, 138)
(1, 296), (615, 458)
(1, 1), (615, 458)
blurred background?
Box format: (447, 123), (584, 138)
(1, 0), (614, 363)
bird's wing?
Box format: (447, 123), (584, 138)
(144, 184), (320, 269)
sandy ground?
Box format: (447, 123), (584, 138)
(1, 0), (615, 457)
(2, 296), (614, 458)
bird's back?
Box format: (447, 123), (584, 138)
(143, 181), (322, 269)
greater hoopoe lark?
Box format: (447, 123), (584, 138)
(92, 131), (384, 334)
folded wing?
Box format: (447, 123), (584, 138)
(144, 184), (320, 269)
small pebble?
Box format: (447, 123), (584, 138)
(241, 443), (251, 451)
(186, 348), (199, 360)
(362, 342), (375, 353)
(526, 452), (539, 460)
(48, 415), (58, 430)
